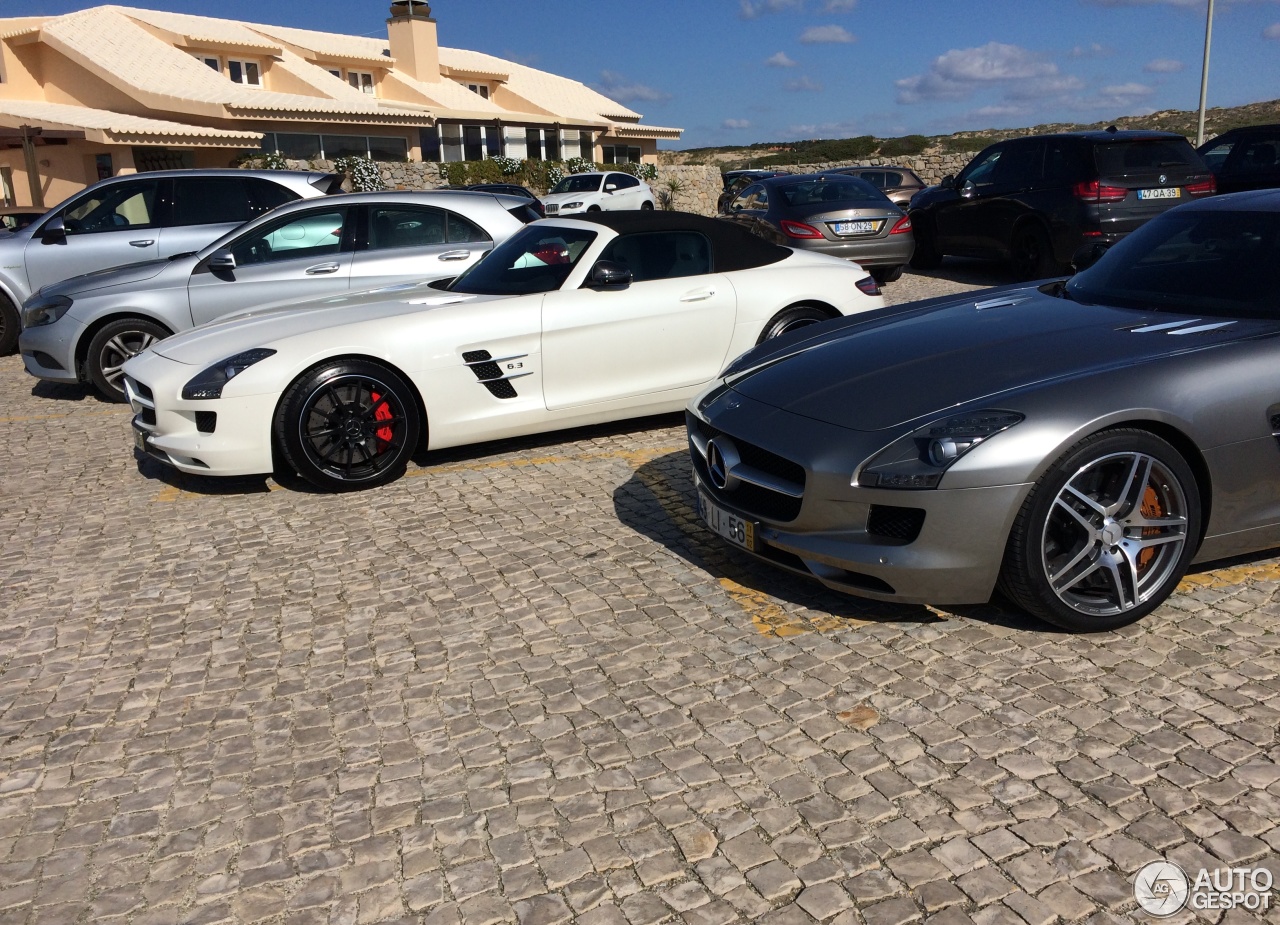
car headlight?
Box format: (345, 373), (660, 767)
(858, 410), (1024, 489)
(181, 348), (276, 400)
(563, 201), (584, 210)
(21, 294), (73, 328)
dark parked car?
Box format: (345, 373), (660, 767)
(909, 129), (1215, 279)
(1197, 124), (1280, 194)
(717, 170), (789, 212)
(721, 173), (914, 284)
(466, 183), (545, 217)
(827, 166), (926, 209)
(689, 188), (1280, 632)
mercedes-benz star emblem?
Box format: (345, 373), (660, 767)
(706, 437), (742, 492)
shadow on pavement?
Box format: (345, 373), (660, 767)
(614, 447), (1049, 633)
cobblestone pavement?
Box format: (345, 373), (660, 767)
(2, 264), (1278, 925)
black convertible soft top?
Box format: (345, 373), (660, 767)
(570, 210), (790, 272)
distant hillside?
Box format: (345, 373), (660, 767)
(662, 98), (1280, 170)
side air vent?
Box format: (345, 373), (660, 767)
(462, 349), (531, 400)
(867, 505), (925, 543)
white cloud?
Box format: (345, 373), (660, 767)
(799, 24), (856, 43)
(593, 71), (671, 103)
(722, 118), (752, 129)
(970, 103), (1035, 120)
(739, 0), (803, 18)
(822, 0), (857, 10)
(1144, 58), (1185, 72)
(1100, 82), (1156, 97)
(896, 42), (1059, 103)
(765, 51), (797, 67)
(787, 119), (861, 137)
(1266, 22), (1280, 38)
(1003, 75), (1086, 101)
(1068, 43), (1112, 58)
(784, 76), (824, 92)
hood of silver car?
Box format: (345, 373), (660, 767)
(728, 288), (1277, 432)
(44, 256), (179, 297)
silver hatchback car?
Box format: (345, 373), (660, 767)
(20, 190), (534, 400)
(0, 168), (340, 355)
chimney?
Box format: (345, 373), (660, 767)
(387, 0), (439, 83)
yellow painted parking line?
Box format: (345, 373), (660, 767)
(1179, 561), (1280, 591)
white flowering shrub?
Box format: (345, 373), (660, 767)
(333, 156), (385, 192)
(565, 156), (596, 174)
(491, 155), (523, 176)
(545, 164), (566, 189)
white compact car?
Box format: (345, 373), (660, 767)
(542, 171), (654, 216)
(122, 212), (885, 491)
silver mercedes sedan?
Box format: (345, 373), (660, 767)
(19, 189), (534, 401)
(689, 188), (1280, 632)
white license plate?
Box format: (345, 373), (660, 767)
(832, 220), (879, 236)
(1138, 187), (1179, 200)
(698, 489), (756, 550)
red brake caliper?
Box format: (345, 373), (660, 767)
(1138, 485), (1162, 570)
(370, 391), (394, 449)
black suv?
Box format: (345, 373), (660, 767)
(909, 129), (1215, 279)
(1197, 123), (1280, 195)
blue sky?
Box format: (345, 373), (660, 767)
(20, 0), (1280, 148)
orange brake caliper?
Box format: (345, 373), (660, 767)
(1138, 486), (1163, 570)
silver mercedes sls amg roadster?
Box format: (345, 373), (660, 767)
(688, 188), (1280, 631)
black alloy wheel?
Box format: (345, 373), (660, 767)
(999, 429), (1199, 632)
(1011, 222), (1058, 281)
(757, 304), (831, 345)
(275, 359), (422, 491)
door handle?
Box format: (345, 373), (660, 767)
(129, 239), (155, 247)
(680, 289), (716, 303)
(305, 263), (340, 275)
(438, 250), (471, 261)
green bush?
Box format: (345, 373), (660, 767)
(878, 135), (929, 157)
(941, 135), (999, 153)
(755, 135), (878, 166)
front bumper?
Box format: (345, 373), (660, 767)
(687, 395), (1031, 606)
(124, 350), (276, 477)
(19, 316), (84, 384)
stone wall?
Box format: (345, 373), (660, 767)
(257, 154), (974, 218)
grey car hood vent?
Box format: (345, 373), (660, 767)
(1125, 319), (1238, 335)
(974, 296), (1032, 311)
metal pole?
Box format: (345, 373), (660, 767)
(1196, 0), (1215, 147)
(19, 124), (44, 210)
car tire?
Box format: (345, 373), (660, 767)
(86, 317), (170, 402)
(0, 293), (18, 355)
(756, 304), (832, 345)
(641, 201), (654, 211)
(907, 213), (942, 270)
(1011, 222), (1058, 281)
(871, 265), (903, 285)
(275, 358), (422, 492)
(587, 205), (602, 213)
(998, 429), (1200, 633)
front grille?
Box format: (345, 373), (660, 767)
(195, 411), (217, 434)
(867, 505), (925, 543)
(545, 204), (559, 214)
(688, 414), (806, 522)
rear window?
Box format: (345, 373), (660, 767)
(779, 178), (886, 207)
(1094, 139), (1202, 176)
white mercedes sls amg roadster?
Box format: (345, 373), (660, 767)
(123, 211), (884, 491)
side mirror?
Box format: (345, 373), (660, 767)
(731, 203), (744, 212)
(959, 179), (977, 199)
(589, 260), (631, 289)
(207, 248), (237, 271)
(604, 184), (617, 193)
(940, 175), (955, 190)
(40, 216), (67, 244)
(1071, 242), (1110, 273)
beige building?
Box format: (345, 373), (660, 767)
(0, 1), (681, 209)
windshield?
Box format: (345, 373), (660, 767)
(449, 225), (598, 295)
(551, 175), (602, 195)
(1067, 209), (1280, 318)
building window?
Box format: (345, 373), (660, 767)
(420, 126), (441, 162)
(227, 59), (261, 88)
(602, 145), (642, 165)
(348, 71), (375, 94)
(485, 126), (503, 158)
(263, 132), (407, 162)
(580, 131), (594, 160)
(327, 68), (342, 78)
(200, 56), (220, 71)
(466, 83), (490, 99)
